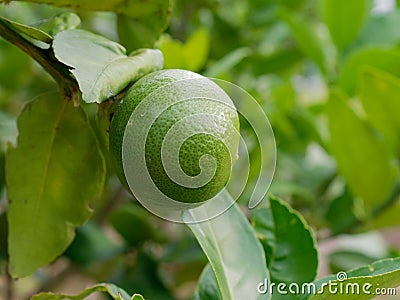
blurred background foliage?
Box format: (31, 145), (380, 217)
(1, 0), (400, 299)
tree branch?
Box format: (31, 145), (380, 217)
(0, 18), (79, 102)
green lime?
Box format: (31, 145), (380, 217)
(109, 69), (239, 204)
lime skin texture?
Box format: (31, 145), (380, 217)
(109, 69), (239, 204)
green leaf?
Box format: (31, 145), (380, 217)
(183, 28), (210, 72)
(0, 40), (32, 92)
(0, 16), (52, 43)
(327, 89), (397, 214)
(194, 264), (222, 300)
(243, 48), (304, 76)
(321, 0), (371, 49)
(184, 190), (269, 300)
(0, 111), (17, 151)
(325, 188), (358, 235)
(64, 221), (122, 266)
(53, 29), (163, 103)
(329, 250), (378, 274)
(6, 0), (171, 51)
(339, 47), (400, 95)
(204, 47), (252, 78)
(36, 12), (81, 36)
(253, 196), (318, 299)
(157, 35), (184, 69)
(2, 0), (167, 19)
(372, 189), (400, 228)
(253, 203), (275, 267)
(109, 203), (163, 247)
(31, 283), (141, 300)
(6, 92), (106, 278)
(216, 0), (249, 27)
(270, 0), (306, 10)
(113, 250), (174, 299)
(158, 28), (210, 72)
(117, 0), (171, 51)
(280, 9), (326, 73)
(355, 11), (400, 48)
(302, 257), (400, 300)
(359, 66), (400, 151)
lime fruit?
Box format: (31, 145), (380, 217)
(109, 69), (239, 204)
